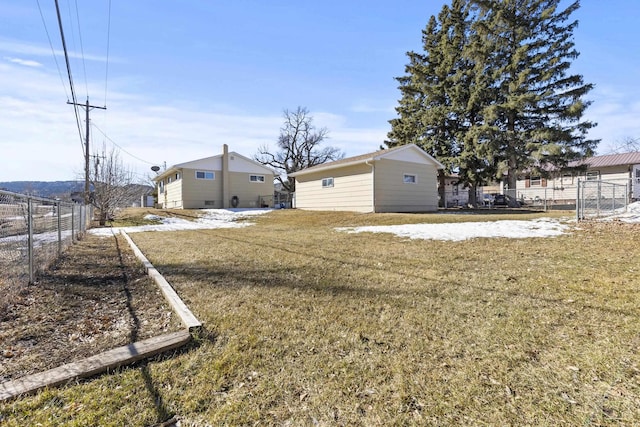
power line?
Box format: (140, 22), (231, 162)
(72, 0), (90, 97)
(54, 0), (84, 154)
(103, 0), (112, 110)
(36, 0), (69, 102)
(91, 123), (159, 166)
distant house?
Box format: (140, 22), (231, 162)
(442, 175), (470, 208)
(289, 144), (444, 213)
(153, 145), (275, 209)
(512, 151), (640, 204)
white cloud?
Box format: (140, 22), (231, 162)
(0, 37), (110, 62)
(0, 58), (389, 182)
(4, 56), (42, 67)
(584, 85), (640, 153)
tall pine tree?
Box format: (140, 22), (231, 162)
(388, 0), (490, 204)
(473, 0), (597, 190)
(388, 0), (597, 198)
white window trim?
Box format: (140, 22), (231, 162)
(530, 176), (542, 186)
(403, 173), (418, 184)
(586, 171), (599, 181)
(250, 175), (265, 183)
(196, 171), (215, 180)
(561, 173), (573, 185)
(322, 177), (334, 188)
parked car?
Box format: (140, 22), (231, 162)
(491, 193), (508, 206)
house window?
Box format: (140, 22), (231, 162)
(561, 173), (573, 185)
(168, 176), (173, 183)
(196, 171), (215, 180)
(530, 176), (541, 186)
(250, 175), (265, 183)
(586, 171), (599, 181)
(175, 173), (181, 181)
(158, 181), (164, 194)
(403, 174), (417, 184)
(204, 200), (215, 206)
(322, 177), (334, 188)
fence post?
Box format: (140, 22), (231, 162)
(27, 197), (34, 284)
(71, 204), (76, 242)
(596, 180), (601, 217)
(57, 201), (62, 256)
(626, 182), (629, 213)
(575, 179), (580, 221)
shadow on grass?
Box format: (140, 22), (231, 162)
(152, 229), (638, 319)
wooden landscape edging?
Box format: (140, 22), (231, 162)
(120, 230), (202, 331)
(0, 229), (203, 402)
(0, 330), (191, 401)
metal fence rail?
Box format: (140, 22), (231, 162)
(0, 190), (90, 286)
(576, 179), (629, 220)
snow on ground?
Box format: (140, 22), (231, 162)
(86, 203), (640, 242)
(601, 201), (640, 224)
(336, 217), (571, 242)
(88, 208), (272, 237)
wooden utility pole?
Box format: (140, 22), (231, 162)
(68, 98), (106, 205)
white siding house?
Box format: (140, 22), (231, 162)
(290, 144), (444, 213)
(153, 145), (275, 209)
(514, 151), (640, 204)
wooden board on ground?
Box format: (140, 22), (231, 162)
(0, 329), (191, 401)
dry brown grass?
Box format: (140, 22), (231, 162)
(2, 209), (639, 426)
(0, 233), (182, 383)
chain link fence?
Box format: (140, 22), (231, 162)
(576, 179), (629, 220)
(0, 190), (90, 287)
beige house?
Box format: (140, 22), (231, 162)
(508, 151), (640, 205)
(289, 144), (444, 213)
(154, 145), (274, 209)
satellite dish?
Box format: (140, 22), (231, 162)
(151, 165), (160, 172)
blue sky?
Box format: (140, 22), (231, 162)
(1, 0), (639, 182)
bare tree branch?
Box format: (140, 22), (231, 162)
(90, 144), (140, 225)
(254, 106), (344, 193)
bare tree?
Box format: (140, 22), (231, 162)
(91, 144), (138, 225)
(606, 137), (640, 154)
(255, 106), (344, 193)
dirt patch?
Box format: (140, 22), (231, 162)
(0, 232), (183, 383)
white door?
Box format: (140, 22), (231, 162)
(633, 164), (640, 199)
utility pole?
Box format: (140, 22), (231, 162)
(68, 98), (106, 205)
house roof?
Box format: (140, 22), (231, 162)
(571, 151), (640, 168)
(153, 151), (273, 181)
(289, 144), (445, 177)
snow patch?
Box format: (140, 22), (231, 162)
(89, 208), (272, 237)
(601, 201), (640, 223)
(336, 218), (571, 241)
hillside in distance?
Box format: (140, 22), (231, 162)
(0, 181), (154, 203)
(0, 181), (85, 199)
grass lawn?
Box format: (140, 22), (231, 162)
(1, 209), (639, 426)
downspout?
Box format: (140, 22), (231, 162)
(222, 144), (230, 208)
(366, 160), (375, 213)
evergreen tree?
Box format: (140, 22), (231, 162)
(388, 0), (490, 204)
(388, 0), (597, 198)
(472, 0), (598, 190)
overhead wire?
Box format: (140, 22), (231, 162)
(72, 0), (90, 97)
(36, 0), (70, 102)
(103, 0), (112, 110)
(53, 0), (85, 154)
(91, 123), (160, 166)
